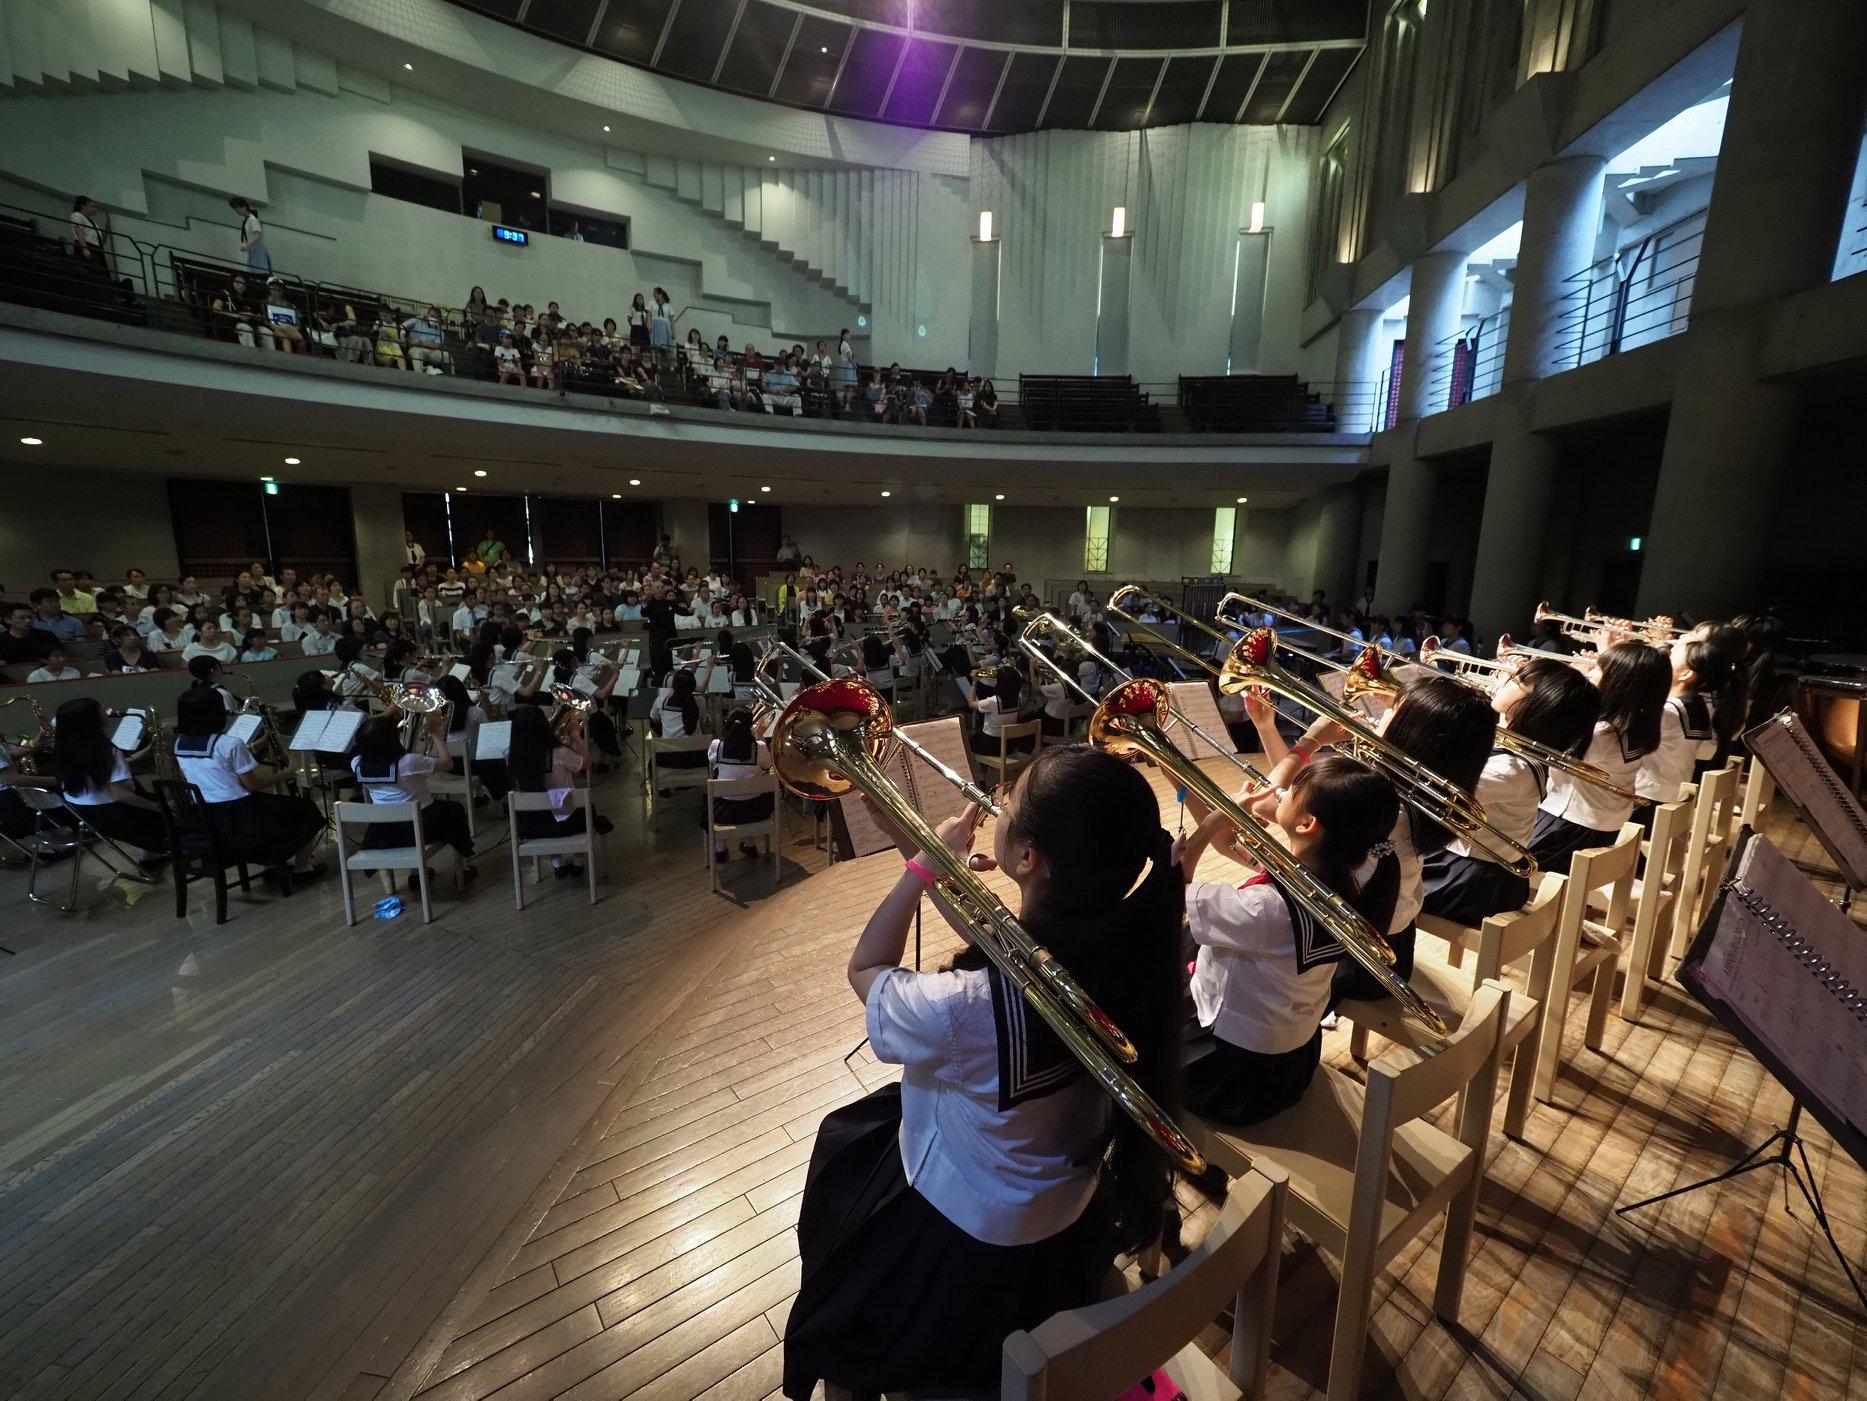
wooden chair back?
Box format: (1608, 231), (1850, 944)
(1378, 981), (1509, 1128)
(1669, 760), (1741, 959)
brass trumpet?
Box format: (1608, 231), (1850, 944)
(1418, 638), (1649, 805)
(765, 673), (1207, 1172)
(1535, 601), (1682, 646)
(1013, 617), (1451, 1046)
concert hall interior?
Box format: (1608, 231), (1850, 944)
(3, 0), (1866, 1397)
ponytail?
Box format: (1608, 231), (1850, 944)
(1291, 755), (1403, 933)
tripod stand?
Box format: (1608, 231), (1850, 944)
(1617, 1101), (1864, 1313)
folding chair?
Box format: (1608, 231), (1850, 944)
(427, 747), (481, 837)
(507, 789), (600, 908)
(704, 772), (782, 891)
(333, 800), (463, 925)
(1040, 700), (1096, 748)
(1192, 982), (1511, 1401)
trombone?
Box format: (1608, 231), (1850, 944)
(1416, 639), (1650, 805)
(762, 670), (1207, 1172)
(1013, 615), (1452, 1046)
(1221, 591), (1417, 671)
(1118, 589), (1536, 875)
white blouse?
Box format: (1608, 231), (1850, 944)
(1636, 695), (1716, 803)
(866, 964), (1109, 1246)
(708, 737), (770, 781)
(351, 751), (439, 807)
(1447, 750), (1545, 863)
(65, 752), (132, 806)
(650, 692), (700, 739)
(1542, 722), (1644, 831)
(1188, 874), (1334, 1055)
(174, 734), (258, 803)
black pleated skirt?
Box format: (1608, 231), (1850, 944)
(1529, 810), (1619, 876)
(359, 797), (474, 857)
(74, 800), (169, 855)
(207, 792), (324, 865)
(1421, 850), (1530, 927)
(781, 1084), (1115, 1400)
(1183, 1028), (1321, 1127)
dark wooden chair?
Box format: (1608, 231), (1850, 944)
(153, 779), (268, 924)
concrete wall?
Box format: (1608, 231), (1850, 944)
(784, 504), (966, 577)
(0, 465), (180, 587)
(350, 481), (408, 610)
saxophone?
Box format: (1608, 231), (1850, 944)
(0, 694), (51, 775)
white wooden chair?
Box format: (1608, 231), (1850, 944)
(1040, 700), (1096, 748)
(426, 747), (481, 837)
(507, 789), (600, 908)
(649, 734), (712, 799)
(972, 719), (1042, 789)
(1191, 981), (1511, 1401)
(1618, 790), (1695, 1020)
(1343, 872), (1563, 1140)
(1666, 760), (1743, 961)
(1739, 753), (1775, 830)
(704, 773), (781, 891)
(997, 1166), (1289, 1401)
(1532, 824), (1642, 1104)
(333, 799), (462, 925)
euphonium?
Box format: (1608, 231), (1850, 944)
(391, 682), (451, 754)
(549, 684), (594, 744)
(1013, 625), (1451, 1045)
(766, 674), (1206, 1172)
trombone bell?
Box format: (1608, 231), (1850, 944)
(770, 677), (897, 801)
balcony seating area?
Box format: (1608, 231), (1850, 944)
(1178, 374), (1339, 432)
(1017, 374), (1160, 432)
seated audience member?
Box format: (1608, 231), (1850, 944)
(762, 359), (803, 416)
(262, 280), (304, 353)
(299, 611), (340, 657)
(211, 274), (273, 350)
(51, 697), (169, 856)
(30, 589), (90, 643)
(493, 330), (522, 384)
(976, 379), (999, 427)
(171, 687), (327, 879)
(471, 305), (504, 378)
(0, 602), (55, 665)
(402, 306), (450, 373)
(240, 629), (278, 663)
(148, 608), (193, 652)
(101, 625), (153, 673)
(183, 621), (238, 663)
(372, 314), (408, 371)
(27, 645), (83, 684)
(52, 568), (96, 614)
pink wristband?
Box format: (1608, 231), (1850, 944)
(904, 856), (936, 887)
(1290, 744), (1312, 766)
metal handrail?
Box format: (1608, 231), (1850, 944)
(1425, 307), (1509, 412)
(1551, 206), (1707, 370)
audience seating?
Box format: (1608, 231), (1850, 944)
(0, 211), (144, 326)
(1018, 374), (1158, 432)
(1347, 872), (1564, 1140)
(333, 800), (463, 925)
(1178, 375), (1339, 433)
(993, 1166), (1289, 1401)
(703, 773), (781, 891)
(1532, 825), (1642, 1104)
(1192, 981), (1511, 1401)
(507, 789), (600, 908)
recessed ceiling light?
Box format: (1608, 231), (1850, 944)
(768, 156), (776, 162)
(994, 493), (1004, 500)
(473, 469), (488, 477)
(403, 62), (413, 70)
(602, 125), (611, 132)
(760, 485), (771, 492)
(611, 492), (621, 499)
(530, 190), (541, 198)
(629, 477), (642, 486)
(455, 486), (466, 492)
(1236, 496), (1248, 504)
(1108, 495), (1120, 503)
(260, 475), (275, 483)
(821, 45), (828, 52)
(881, 490), (892, 498)
(19, 436), (42, 446)
(283, 455), (300, 465)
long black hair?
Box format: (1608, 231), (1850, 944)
(438, 673), (475, 723)
(467, 641), (496, 683)
(1380, 674), (1496, 855)
(665, 668), (700, 735)
(551, 647), (580, 687)
(1596, 641), (1670, 759)
(293, 669), (334, 715)
(1684, 624), (1748, 742)
(718, 707), (758, 765)
(1290, 754), (1403, 934)
(506, 706), (556, 791)
(1505, 658), (1600, 758)
(961, 746), (1184, 1253)
(354, 715), (406, 780)
(51, 697), (117, 798)
(175, 686), (228, 738)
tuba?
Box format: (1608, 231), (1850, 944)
(766, 674), (1207, 1173)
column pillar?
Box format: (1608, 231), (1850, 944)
(1311, 484), (1363, 609)
(1638, 0), (1867, 615)
(1467, 415), (1561, 640)
(1397, 249), (1467, 421)
(1333, 307), (1385, 433)
(1372, 428), (1437, 615)
(1501, 155), (1607, 385)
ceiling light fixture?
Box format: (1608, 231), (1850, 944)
(260, 475), (275, 483)
(1236, 496), (1248, 503)
(473, 469), (488, 477)
(881, 490), (892, 498)
(768, 156), (776, 162)
(821, 45), (828, 52)
(994, 493), (1005, 501)
(603, 125), (611, 132)
(403, 61), (413, 70)
(629, 477), (642, 486)
(283, 456), (300, 465)
(455, 486), (466, 492)
(760, 485), (771, 492)
(19, 436), (42, 446)
(1108, 495), (1120, 503)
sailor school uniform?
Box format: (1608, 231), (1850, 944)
(1422, 748), (1545, 924)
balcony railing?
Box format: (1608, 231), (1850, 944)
(1552, 208), (1707, 371)
(1426, 307), (1510, 413)
(1839, 188), (1867, 281)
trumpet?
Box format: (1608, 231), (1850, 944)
(1013, 616), (1451, 1046)
(1417, 639), (1650, 805)
(764, 672), (1206, 1172)
(1534, 601), (1682, 646)
(0, 694), (52, 775)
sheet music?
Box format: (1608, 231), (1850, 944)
(287, 708), (363, 754)
(570, 672), (599, 697)
(1744, 711), (1867, 888)
(226, 713), (264, 746)
(707, 665), (734, 696)
(475, 720), (512, 762)
(1695, 835), (1867, 1143)
(449, 663), (471, 681)
(618, 665), (642, 695)
(837, 717), (977, 860)
(110, 714), (147, 752)
(1166, 682), (1235, 764)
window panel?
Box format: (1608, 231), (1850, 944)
(965, 503), (991, 570)
(1084, 505), (1112, 573)
(1210, 506), (1238, 574)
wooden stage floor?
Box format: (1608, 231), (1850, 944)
(0, 756), (1861, 1399)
